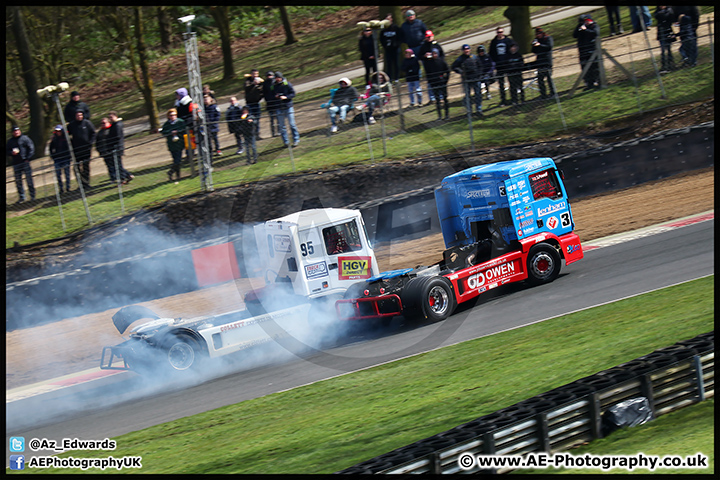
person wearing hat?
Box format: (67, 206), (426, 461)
(270, 72), (300, 147)
(451, 44), (484, 115)
(327, 77), (359, 133)
(424, 48), (450, 120)
(67, 110), (96, 189)
(160, 108), (187, 182)
(400, 48), (423, 107)
(262, 71), (279, 137)
(418, 30), (444, 104)
(380, 12), (402, 82)
(531, 27), (555, 99)
(573, 14), (600, 90)
(63, 91), (91, 124)
(108, 111), (133, 184)
(358, 26), (377, 86)
(476, 45), (496, 100)
(174, 87), (195, 160)
(49, 124), (72, 193)
(400, 9), (427, 55)
(6, 126), (36, 203)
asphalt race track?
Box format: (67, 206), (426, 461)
(7, 218), (714, 463)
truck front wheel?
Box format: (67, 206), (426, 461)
(526, 243), (561, 286)
(402, 276), (456, 322)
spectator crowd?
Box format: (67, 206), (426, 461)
(8, 6), (703, 203)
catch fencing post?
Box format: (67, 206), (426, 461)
(181, 15), (214, 191)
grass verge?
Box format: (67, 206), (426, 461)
(26, 275), (713, 474)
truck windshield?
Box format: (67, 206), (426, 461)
(323, 220), (363, 255)
(529, 169), (563, 200)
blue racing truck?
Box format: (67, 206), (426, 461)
(336, 157), (584, 323)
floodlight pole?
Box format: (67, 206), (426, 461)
(181, 18), (213, 192)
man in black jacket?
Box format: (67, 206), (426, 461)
(6, 125), (36, 203)
(271, 72), (300, 147)
(63, 91), (91, 123)
(451, 44), (484, 115)
(244, 69), (264, 138)
(67, 110), (96, 188)
(489, 27), (515, 106)
(425, 49), (450, 120)
(531, 27), (555, 99)
(418, 30), (444, 103)
(573, 14), (600, 90)
(108, 111), (133, 183)
(262, 71), (279, 137)
(380, 13), (402, 82)
(505, 42), (526, 106)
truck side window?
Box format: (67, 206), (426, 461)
(323, 220), (362, 255)
(529, 169), (563, 200)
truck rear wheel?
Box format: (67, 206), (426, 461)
(526, 243), (561, 286)
(164, 334), (201, 371)
(401, 276), (456, 322)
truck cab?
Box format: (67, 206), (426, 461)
(337, 158), (583, 323)
(247, 208), (379, 313)
(436, 157), (574, 252)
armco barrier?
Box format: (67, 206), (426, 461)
(355, 121), (714, 243)
(336, 332), (714, 474)
(5, 122), (714, 330)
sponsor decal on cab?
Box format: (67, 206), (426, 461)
(537, 201), (566, 217)
(338, 256), (373, 280)
(466, 260), (519, 291)
(305, 261), (329, 280)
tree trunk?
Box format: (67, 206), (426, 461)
(279, 6), (297, 45)
(209, 6), (235, 80)
(9, 6), (45, 156)
(378, 6), (402, 25)
(134, 7), (160, 132)
(157, 6), (174, 54)
(504, 6), (532, 55)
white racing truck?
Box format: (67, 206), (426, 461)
(100, 208), (379, 373)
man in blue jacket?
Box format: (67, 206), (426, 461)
(400, 9), (427, 56)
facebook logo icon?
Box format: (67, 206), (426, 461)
(10, 436), (25, 452)
(10, 455), (25, 470)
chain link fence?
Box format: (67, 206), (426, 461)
(6, 15), (714, 245)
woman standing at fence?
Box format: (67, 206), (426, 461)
(401, 49), (423, 107)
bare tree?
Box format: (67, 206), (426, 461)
(209, 6), (235, 80)
(8, 6), (45, 155)
(134, 7), (160, 132)
(504, 6), (532, 55)
(279, 6), (297, 45)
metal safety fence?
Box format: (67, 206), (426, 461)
(336, 331), (714, 474)
(5, 14), (714, 246)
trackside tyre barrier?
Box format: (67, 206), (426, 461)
(336, 331), (714, 474)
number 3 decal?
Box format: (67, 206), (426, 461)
(560, 212), (571, 227)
